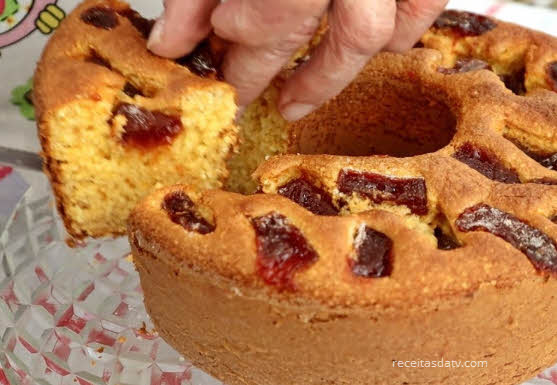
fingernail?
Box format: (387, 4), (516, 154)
(280, 103), (316, 122)
(147, 18), (165, 51)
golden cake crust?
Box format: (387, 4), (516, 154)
(226, 13), (557, 193)
(129, 183), (557, 384)
(129, 11), (557, 385)
(132, 233), (557, 385)
(420, 11), (557, 93)
(33, 1), (557, 383)
(34, 0), (219, 114)
(35, 0), (237, 239)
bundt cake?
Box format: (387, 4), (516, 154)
(129, 9), (557, 385)
(34, 0), (238, 239)
(36, 1), (557, 384)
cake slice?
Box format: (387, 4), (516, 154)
(34, 0), (238, 239)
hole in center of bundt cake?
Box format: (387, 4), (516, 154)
(291, 79), (457, 158)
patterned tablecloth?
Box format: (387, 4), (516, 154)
(1, 1), (557, 384)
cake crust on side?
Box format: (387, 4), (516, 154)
(129, 184), (557, 385)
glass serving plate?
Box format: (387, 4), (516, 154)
(0, 185), (555, 385)
(0, 189), (222, 385)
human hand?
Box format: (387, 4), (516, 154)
(148, 0), (448, 121)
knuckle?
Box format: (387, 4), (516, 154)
(437, 0), (450, 9)
(293, 0), (329, 16)
(337, 22), (394, 56)
(398, 0), (448, 19)
(213, 1), (275, 46)
(220, 20), (266, 46)
(213, 0), (326, 47)
(233, 7), (261, 44)
(297, 16), (322, 40)
(276, 17), (321, 53)
(334, 6), (395, 55)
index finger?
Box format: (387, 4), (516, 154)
(148, 0), (219, 58)
(279, 0), (397, 121)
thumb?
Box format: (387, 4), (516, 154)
(148, 0), (219, 59)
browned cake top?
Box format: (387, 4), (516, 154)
(130, 11), (557, 311)
(34, 0), (226, 116)
(34, 0), (557, 310)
